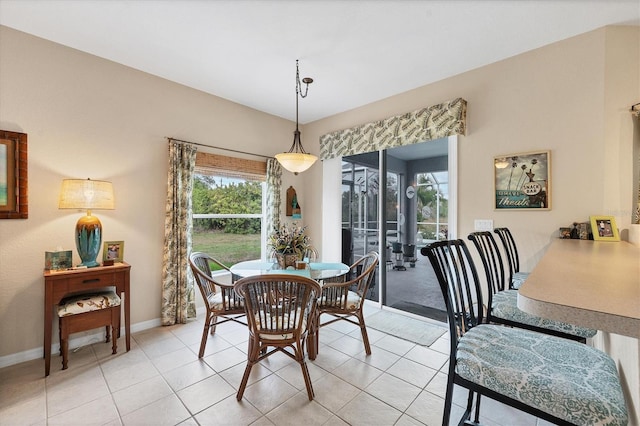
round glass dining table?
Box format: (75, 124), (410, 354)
(230, 260), (350, 281)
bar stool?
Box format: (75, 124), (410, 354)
(58, 291), (121, 370)
(468, 231), (596, 343)
(421, 240), (627, 426)
(494, 227), (530, 289)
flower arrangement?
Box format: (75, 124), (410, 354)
(268, 223), (310, 257)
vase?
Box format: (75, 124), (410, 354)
(275, 253), (298, 269)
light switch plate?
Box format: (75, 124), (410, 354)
(474, 219), (494, 231)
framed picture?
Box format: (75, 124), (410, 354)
(0, 130), (28, 219)
(494, 150), (550, 210)
(559, 227), (571, 239)
(103, 241), (125, 262)
(577, 222), (591, 240)
(590, 216), (620, 241)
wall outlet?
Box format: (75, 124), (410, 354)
(474, 219), (494, 231)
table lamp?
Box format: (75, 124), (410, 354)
(58, 178), (115, 267)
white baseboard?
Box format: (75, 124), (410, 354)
(0, 317), (163, 370)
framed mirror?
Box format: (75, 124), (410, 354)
(0, 130), (28, 219)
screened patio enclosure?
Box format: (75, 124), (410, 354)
(341, 138), (451, 321)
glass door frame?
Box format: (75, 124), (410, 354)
(376, 136), (458, 308)
(322, 135), (458, 310)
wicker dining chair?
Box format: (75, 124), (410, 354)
(304, 246), (319, 262)
(309, 251), (379, 360)
(189, 252), (246, 358)
(468, 231), (596, 343)
(233, 274), (321, 400)
(422, 240), (627, 426)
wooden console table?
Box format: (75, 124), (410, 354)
(43, 262), (131, 376)
(518, 239), (639, 338)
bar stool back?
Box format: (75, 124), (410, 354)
(493, 227), (530, 289)
(468, 231), (596, 343)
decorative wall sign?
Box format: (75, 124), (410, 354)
(285, 186), (301, 218)
(494, 151), (550, 210)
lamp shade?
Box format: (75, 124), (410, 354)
(58, 179), (115, 210)
(275, 152), (318, 175)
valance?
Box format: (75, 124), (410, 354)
(319, 97), (466, 160)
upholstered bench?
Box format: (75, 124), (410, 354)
(57, 291), (121, 370)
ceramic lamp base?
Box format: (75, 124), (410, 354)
(76, 213), (102, 268)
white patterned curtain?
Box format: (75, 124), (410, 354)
(265, 158), (282, 235)
(161, 140), (197, 325)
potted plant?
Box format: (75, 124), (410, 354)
(268, 223), (310, 269)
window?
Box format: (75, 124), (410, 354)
(416, 171), (448, 242)
(192, 152), (267, 269)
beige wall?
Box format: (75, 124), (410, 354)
(303, 25), (639, 420)
(0, 26), (299, 361)
(306, 26), (638, 259)
(1, 23), (638, 419)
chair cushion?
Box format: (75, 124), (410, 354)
(58, 292), (121, 317)
(492, 290), (597, 338)
(319, 290), (360, 310)
(207, 292), (243, 312)
(457, 325), (628, 426)
(511, 271), (529, 289)
(253, 310), (306, 340)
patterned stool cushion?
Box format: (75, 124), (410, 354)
(492, 290), (597, 338)
(511, 271), (529, 289)
(207, 292), (244, 312)
(58, 292), (121, 317)
(253, 309), (307, 340)
(319, 290), (360, 310)
(457, 325), (628, 426)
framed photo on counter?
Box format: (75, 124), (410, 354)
(590, 216), (620, 241)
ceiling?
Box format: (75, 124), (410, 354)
(1, 1), (638, 124)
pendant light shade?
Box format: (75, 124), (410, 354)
(275, 130), (317, 174)
(275, 151), (318, 175)
(276, 60), (317, 175)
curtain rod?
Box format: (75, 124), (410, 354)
(167, 137), (274, 160)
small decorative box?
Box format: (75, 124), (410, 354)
(45, 250), (73, 271)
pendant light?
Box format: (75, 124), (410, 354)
(275, 60), (317, 175)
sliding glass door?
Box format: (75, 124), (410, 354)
(341, 155), (381, 300)
(341, 137), (453, 321)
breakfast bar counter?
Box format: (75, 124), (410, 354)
(517, 239), (640, 339)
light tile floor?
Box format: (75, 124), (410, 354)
(1, 303), (554, 425)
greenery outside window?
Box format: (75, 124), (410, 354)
(192, 152), (266, 270)
(416, 171), (448, 242)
